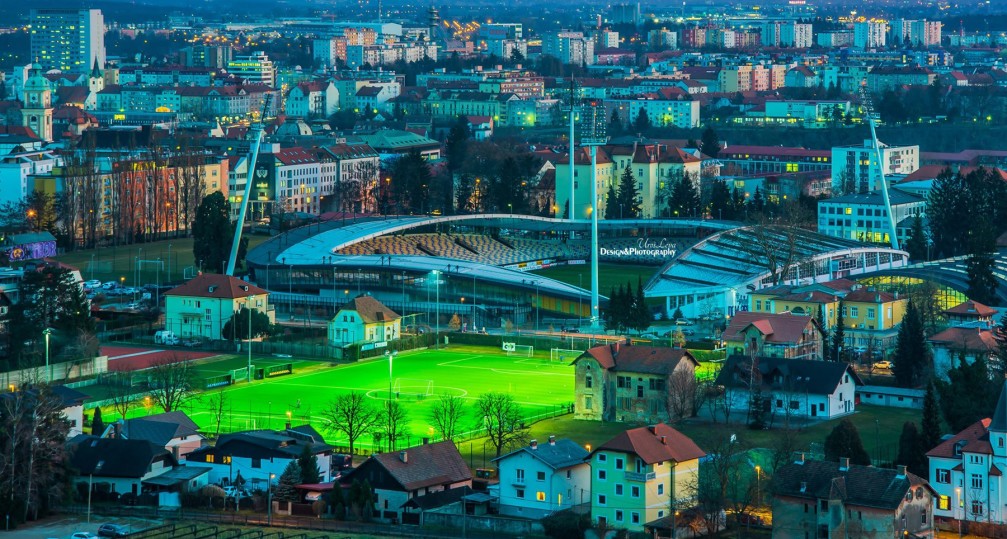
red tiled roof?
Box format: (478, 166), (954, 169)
(370, 440), (471, 490)
(722, 312), (815, 345)
(842, 289), (898, 304)
(340, 295), (400, 324)
(944, 300), (997, 318)
(579, 342), (698, 375)
(596, 423), (706, 465)
(164, 274), (267, 299)
(927, 327), (997, 352)
(273, 147), (317, 166)
(774, 290), (840, 304)
(926, 419), (992, 458)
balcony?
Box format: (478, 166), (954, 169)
(625, 471), (656, 482)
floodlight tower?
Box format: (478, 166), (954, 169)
(580, 100), (607, 329)
(567, 78), (579, 222)
(859, 83), (899, 251)
(227, 93), (273, 276)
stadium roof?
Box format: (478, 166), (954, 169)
(645, 225), (907, 298)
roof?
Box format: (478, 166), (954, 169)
(142, 465), (209, 487)
(927, 327), (997, 352)
(123, 411), (201, 446)
(69, 436), (174, 478)
(773, 458), (928, 510)
(722, 312), (816, 345)
(493, 438), (589, 469)
(577, 342), (698, 374)
(338, 295), (400, 323)
(822, 189), (923, 207)
(193, 425), (332, 459)
(842, 289), (898, 304)
(595, 423), (705, 465)
(990, 382), (1007, 433)
(715, 355), (862, 395)
(165, 273), (267, 300)
(50, 385), (89, 407)
(944, 300), (997, 318)
(926, 418), (993, 458)
(369, 441), (471, 491)
(402, 485), (474, 510)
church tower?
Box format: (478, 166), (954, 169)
(22, 64), (53, 142)
(88, 58), (104, 94)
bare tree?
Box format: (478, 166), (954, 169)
(380, 401), (410, 451)
(429, 393), (467, 441)
(175, 138), (206, 236)
(476, 392), (528, 458)
(667, 369), (697, 421)
(105, 372), (137, 420)
(321, 392), (382, 458)
(687, 437), (755, 536)
(147, 354), (195, 413)
(203, 389), (228, 438)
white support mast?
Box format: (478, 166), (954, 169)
(227, 93), (272, 276)
(859, 84), (900, 251)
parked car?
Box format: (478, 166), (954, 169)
(682, 328), (696, 336)
(97, 523), (129, 537)
(71, 533), (97, 539)
(675, 318), (696, 326)
(639, 333), (658, 340)
(101, 281), (118, 290)
(84, 279), (101, 289)
(125, 302), (142, 310)
(182, 338), (202, 347)
(872, 360), (893, 370)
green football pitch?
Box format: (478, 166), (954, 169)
(180, 346), (575, 452)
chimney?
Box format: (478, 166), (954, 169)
(285, 421), (291, 430)
(795, 452), (805, 465)
(660, 435), (667, 445)
(548, 435), (556, 445)
(530, 439), (538, 450)
(839, 457), (849, 471)
(400, 450), (408, 463)
(896, 465), (907, 477)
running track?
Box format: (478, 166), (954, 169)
(101, 346), (216, 371)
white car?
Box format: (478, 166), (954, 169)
(71, 533), (97, 539)
(83, 279), (101, 289)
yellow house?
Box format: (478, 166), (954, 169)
(749, 287), (841, 328)
(327, 295), (401, 346)
(840, 288), (907, 354)
(553, 147), (616, 219)
(164, 274), (273, 340)
(590, 423), (705, 532)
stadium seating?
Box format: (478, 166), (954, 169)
(336, 233), (590, 266)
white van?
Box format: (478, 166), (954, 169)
(154, 330), (179, 345)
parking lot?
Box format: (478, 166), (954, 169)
(6, 515), (159, 539)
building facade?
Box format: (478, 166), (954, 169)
(30, 8), (106, 73)
(163, 274), (273, 341)
(494, 437), (590, 519)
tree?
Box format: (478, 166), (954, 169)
(604, 180), (619, 220)
(204, 389), (228, 439)
(380, 401), (409, 451)
(903, 214), (929, 262)
(920, 383), (942, 451)
(221, 307), (274, 342)
(708, 181), (733, 221)
(322, 392), (382, 458)
(633, 108), (651, 132)
(897, 422), (926, 477)
(823, 418), (871, 465)
(632, 276), (652, 332)
(429, 393), (466, 441)
(476, 392), (528, 457)
(389, 150), (433, 214)
(192, 191), (244, 274)
(348, 479), (375, 521)
(937, 352), (1000, 432)
(615, 165), (641, 219)
(107, 373), (136, 421)
(298, 444), (321, 485)
(995, 311), (1007, 380)
(91, 406), (105, 437)
(700, 125), (721, 158)
(832, 300), (846, 362)
(818, 305), (832, 362)
(147, 355), (194, 413)
(892, 300), (930, 388)
(608, 109), (624, 136)
(667, 369), (697, 420)
(274, 460), (302, 502)
(966, 216), (999, 306)
(7, 265), (94, 366)
(668, 175), (700, 218)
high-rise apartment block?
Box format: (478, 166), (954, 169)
(30, 8), (106, 73)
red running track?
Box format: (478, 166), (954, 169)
(101, 346), (216, 371)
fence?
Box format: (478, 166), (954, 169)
(1, 355), (108, 389)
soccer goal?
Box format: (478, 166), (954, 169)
(230, 366), (250, 382)
(550, 348), (584, 362)
(392, 378), (435, 398)
(506, 344), (534, 357)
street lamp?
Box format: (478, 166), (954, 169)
(754, 465), (761, 507)
(267, 472), (276, 525)
(43, 328), (53, 383)
(167, 243), (172, 282)
(385, 349), (398, 452)
(956, 487), (962, 538)
(246, 298), (253, 383)
(432, 270), (441, 344)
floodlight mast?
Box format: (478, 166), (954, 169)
(580, 100), (607, 329)
(859, 83), (900, 251)
(227, 93), (273, 277)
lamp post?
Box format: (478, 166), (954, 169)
(246, 299), (253, 382)
(167, 243), (172, 282)
(754, 465), (761, 507)
(43, 328), (52, 383)
(267, 473), (276, 525)
(432, 270), (441, 344)
(956, 486), (962, 538)
(386, 349), (397, 452)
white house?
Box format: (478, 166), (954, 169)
(928, 325), (997, 381)
(164, 273), (274, 341)
(328, 295), (401, 346)
(928, 383), (1007, 525)
(714, 355), (862, 421)
(68, 436), (176, 497)
(52, 385), (88, 437)
(493, 436), (591, 519)
(285, 81), (338, 119)
(110, 411), (205, 461)
(185, 425), (334, 487)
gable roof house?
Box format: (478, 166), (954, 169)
(327, 294), (401, 348)
(347, 440), (472, 524)
(714, 355), (862, 422)
(186, 424), (334, 487)
(105, 411), (204, 461)
(492, 436), (591, 519)
(164, 273), (273, 341)
(722, 312), (824, 360)
(68, 436), (178, 498)
(573, 341), (699, 423)
(772, 456), (934, 539)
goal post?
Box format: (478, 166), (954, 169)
(550, 348), (585, 362)
(392, 378), (435, 397)
(506, 344), (534, 357)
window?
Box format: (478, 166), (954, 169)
(790, 400), (800, 409)
(637, 385), (644, 398)
(756, 300), (762, 311)
(922, 510), (928, 524)
(585, 396), (593, 410)
(657, 484), (664, 495)
(516, 488), (524, 499)
(649, 378), (666, 391)
(615, 510), (624, 522)
(851, 306), (859, 317)
(516, 469), (525, 482)
(936, 469), (950, 483)
(598, 454), (607, 462)
(971, 500), (984, 516)
(971, 474), (983, 490)
(938, 496), (950, 510)
(586, 375), (593, 389)
(867, 308), (875, 320)
(820, 500), (828, 511)
(537, 471), (546, 481)
(631, 512), (641, 524)
(251, 458), (262, 468)
(597, 494), (607, 506)
(615, 484), (623, 495)
(598, 470), (607, 480)
(615, 458), (624, 470)
(632, 486), (640, 498)
(205, 454), (215, 463)
(536, 491), (546, 501)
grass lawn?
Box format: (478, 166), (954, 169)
(54, 236), (270, 286)
(94, 345), (574, 454)
(530, 262), (661, 294)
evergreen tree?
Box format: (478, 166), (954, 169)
(455, 174), (474, 213)
(994, 311), (1007, 381)
(632, 276), (651, 331)
(608, 109), (624, 136)
(603, 287), (618, 330)
(752, 187), (766, 213)
(616, 165), (641, 219)
(824, 419), (871, 465)
(966, 217), (999, 306)
(700, 125), (721, 158)
(668, 175), (700, 218)
(832, 300), (846, 362)
(221, 306), (273, 342)
(920, 383), (942, 451)
(937, 352), (1000, 432)
(91, 406), (105, 437)
(708, 181), (733, 221)
(298, 444), (321, 485)
(892, 300), (931, 387)
(633, 108), (651, 132)
(903, 214), (929, 262)
(192, 191), (245, 273)
(897, 422), (926, 477)
(672, 307), (684, 321)
(389, 150), (434, 214)
(604, 180), (618, 220)
(274, 460), (302, 501)
(445, 115), (470, 175)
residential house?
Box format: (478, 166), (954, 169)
(714, 355), (862, 420)
(784, 66), (819, 88)
(772, 456), (934, 539)
(327, 294), (401, 347)
(928, 384), (1007, 526)
(51, 385), (89, 437)
(831, 140), (920, 194)
(348, 440), (471, 524)
(573, 342), (699, 423)
(722, 312), (824, 360)
(928, 325), (997, 381)
(286, 81), (338, 119)
(840, 288), (908, 356)
(493, 436), (590, 519)
(315, 143), (381, 213)
(68, 435), (177, 497)
(163, 273), (273, 341)
(109, 411), (204, 461)
(589, 423), (705, 532)
(944, 300), (997, 326)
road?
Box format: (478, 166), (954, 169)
(7, 515), (158, 539)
